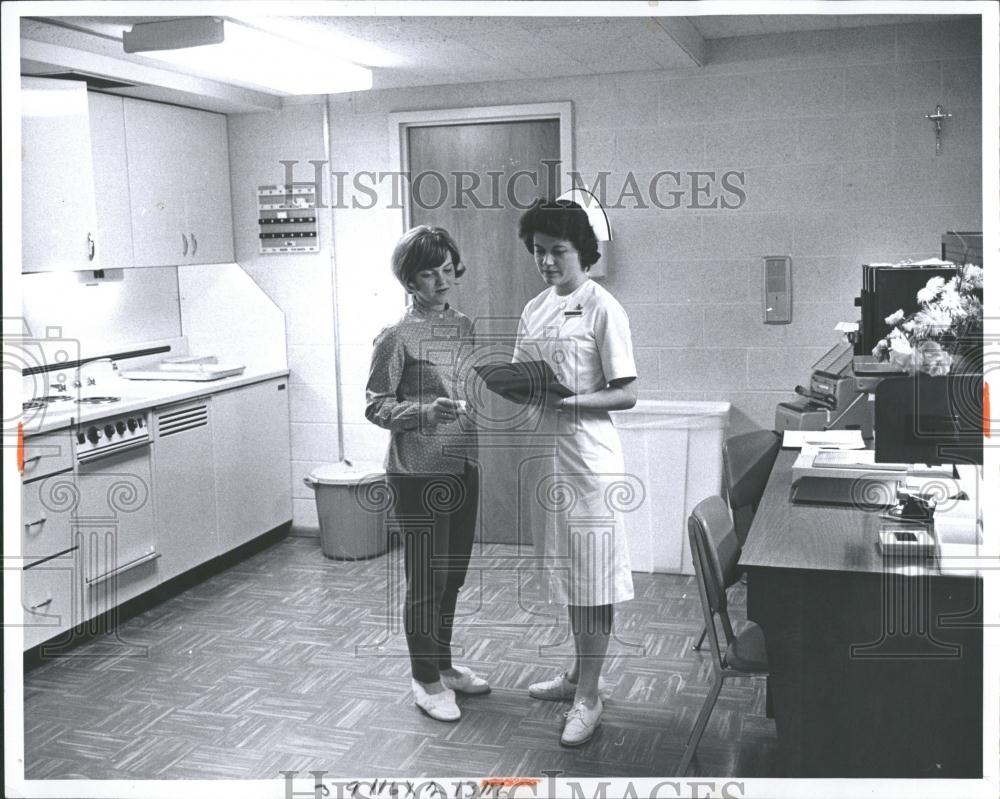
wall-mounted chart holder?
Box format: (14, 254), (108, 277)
(257, 184), (319, 254)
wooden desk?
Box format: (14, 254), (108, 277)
(740, 450), (983, 778)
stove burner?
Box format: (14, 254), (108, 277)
(22, 395), (75, 411)
(76, 396), (121, 405)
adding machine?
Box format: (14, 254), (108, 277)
(775, 343), (874, 438)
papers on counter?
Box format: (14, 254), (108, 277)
(782, 429), (865, 449)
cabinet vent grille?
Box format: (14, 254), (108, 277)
(156, 404), (208, 437)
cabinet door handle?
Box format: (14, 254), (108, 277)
(24, 516), (47, 531)
(191, 233), (198, 256)
(87, 233), (96, 261)
(182, 233), (189, 256)
(30, 596), (53, 611)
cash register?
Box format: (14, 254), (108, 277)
(775, 342), (874, 438)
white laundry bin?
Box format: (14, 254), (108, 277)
(305, 460), (390, 560)
(610, 401), (730, 575)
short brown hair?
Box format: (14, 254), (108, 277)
(391, 226), (464, 288)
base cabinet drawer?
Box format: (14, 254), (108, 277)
(22, 430), (73, 481)
(23, 552), (83, 650)
(22, 474), (78, 565)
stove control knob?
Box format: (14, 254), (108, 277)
(87, 426), (100, 444)
(138, 418), (144, 428)
(104, 424), (115, 439)
(116, 421), (126, 435)
(77, 432), (86, 445)
(127, 418), (137, 432)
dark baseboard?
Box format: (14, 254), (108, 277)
(23, 521), (292, 672)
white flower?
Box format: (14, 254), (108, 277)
(960, 264), (983, 290)
(913, 306), (953, 335)
(913, 341), (953, 377)
(916, 276), (946, 304)
(884, 309), (905, 326)
(937, 285), (965, 316)
(888, 329), (912, 355)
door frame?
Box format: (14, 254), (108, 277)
(387, 102), (575, 230)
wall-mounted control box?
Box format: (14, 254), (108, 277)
(763, 256), (792, 324)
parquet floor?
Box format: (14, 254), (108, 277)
(23, 535), (776, 780)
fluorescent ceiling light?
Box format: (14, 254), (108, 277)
(230, 16), (402, 68)
(129, 18), (372, 95)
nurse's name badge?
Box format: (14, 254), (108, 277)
(563, 303), (583, 318)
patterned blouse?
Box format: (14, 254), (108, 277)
(365, 303), (478, 476)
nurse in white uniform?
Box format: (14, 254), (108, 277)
(513, 199), (638, 747)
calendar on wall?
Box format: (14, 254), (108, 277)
(257, 184), (319, 253)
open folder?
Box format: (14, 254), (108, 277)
(473, 360), (574, 405)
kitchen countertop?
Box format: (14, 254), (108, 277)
(22, 368), (290, 436)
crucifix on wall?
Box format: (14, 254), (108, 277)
(925, 104), (953, 156)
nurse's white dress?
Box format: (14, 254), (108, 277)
(514, 278), (637, 607)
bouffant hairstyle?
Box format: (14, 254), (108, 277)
(391, 225), (465, 289)
(517, 199), (601, 270)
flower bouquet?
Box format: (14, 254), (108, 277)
(872, 264), (983, 376)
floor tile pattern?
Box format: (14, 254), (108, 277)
(23, 536), (776, 779)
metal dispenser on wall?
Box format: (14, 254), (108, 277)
(557, 187), (611, 279)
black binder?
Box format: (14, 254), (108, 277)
(473, 360), (574, 405)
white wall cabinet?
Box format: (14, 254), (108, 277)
(124, 98), (234, 267)
(87, 92), (135, 269)
(21, 78), (99, 273)
(152, 399), (220, 582)
(212, 378), (292, 551)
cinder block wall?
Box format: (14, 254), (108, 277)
(228, 102), (340, 530)
(328, 17), (981, 458)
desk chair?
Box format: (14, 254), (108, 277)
(725, 429), (781, 545)
(692, 429), (780, 651)
(676, 496), (769, 778)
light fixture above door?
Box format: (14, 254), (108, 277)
(123, 17), (373, 95)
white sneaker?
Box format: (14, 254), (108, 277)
(412, 679), (460, 722)
(528, 671), (608, 701)
(561, 697), (603, 746)
(440, 665), (491, 695)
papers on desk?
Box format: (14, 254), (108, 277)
(782, 429), (865, 450)
(792, 448), (957, 482)
(793, 448), (905, 482)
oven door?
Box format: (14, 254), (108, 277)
(75, 442), (159, 624)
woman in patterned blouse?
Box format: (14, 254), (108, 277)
(365, 226), (489, 723)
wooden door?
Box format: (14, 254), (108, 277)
(407, 119), (561, 544)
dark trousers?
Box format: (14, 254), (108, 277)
(388, 464), (479, 684)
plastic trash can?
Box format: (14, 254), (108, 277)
(611, 401), (730, 575)
(304, 460), (390, 560)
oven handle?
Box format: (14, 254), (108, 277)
(76, 437), (151, 466)
(86, 550), (160, 588)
